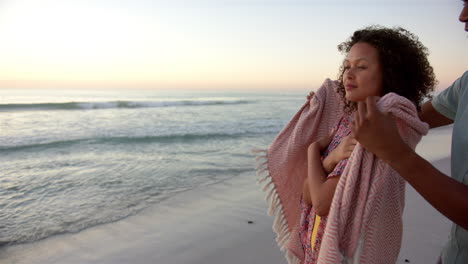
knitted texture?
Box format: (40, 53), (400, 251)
(255, 79), (428, 264)
(255, 79), (343, 263)
(318, 88), (429, 264)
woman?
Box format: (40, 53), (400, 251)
(299, 26), (436, 263)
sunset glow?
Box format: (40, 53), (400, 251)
(0, 0), (466, 91)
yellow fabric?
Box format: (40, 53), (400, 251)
(311, 214), (321, 249)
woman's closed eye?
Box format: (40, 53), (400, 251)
(344, 65), (367, 70)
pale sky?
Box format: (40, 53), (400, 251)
(0, 0), (466, 90)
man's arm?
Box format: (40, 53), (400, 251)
(351, 97), (468, 230)
(388, 143), (468, 230)
(419, 99), (453, 128)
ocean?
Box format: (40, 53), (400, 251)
(0, 88), (452, 248)
(0, 88), (306, 246)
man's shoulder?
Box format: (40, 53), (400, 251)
(459, 70), (468, 90)
(460, 70), (468, 81)
(458, 71), (468, 104)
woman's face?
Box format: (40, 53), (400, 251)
(342, 42), (383, 102)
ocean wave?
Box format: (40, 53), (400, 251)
(0, 99), (252, 112)
(0, 165), (256, 247)
(0, 132), (258, 152)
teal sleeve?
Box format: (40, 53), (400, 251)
(432, 71), (468, 120)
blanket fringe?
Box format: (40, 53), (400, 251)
(254, 148), (300, 264)
(251, 147), (267, 154)
(287, 250), (302, 264)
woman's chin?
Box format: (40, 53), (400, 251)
(345, 95), (363, 102)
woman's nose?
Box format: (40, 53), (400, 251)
(460, 3), (468, 21)
(345, 68), (355, 79)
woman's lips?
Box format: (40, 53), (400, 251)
(345, 84), (357, 91)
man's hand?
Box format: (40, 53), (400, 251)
(350, 98), (468, 230)
(350, 96), (411, 164)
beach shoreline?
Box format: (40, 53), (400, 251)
(0, 171), (285, 264)
(1, 156), (452, 264)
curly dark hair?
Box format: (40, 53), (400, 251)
(337, 25), (437, 113)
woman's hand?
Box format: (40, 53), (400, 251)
(322, 134), (357, 174)
(306, 91), (315, 101)
(305, 129), (342, 216)
(307, 128), (335, 156)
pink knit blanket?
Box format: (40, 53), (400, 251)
(255, 79), (429, 263)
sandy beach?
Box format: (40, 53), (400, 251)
(0, 171), (284, 264)
(0, 153), (452, 264)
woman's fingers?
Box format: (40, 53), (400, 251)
(346, 136), (357, 153)
(344, 134), (357, 145)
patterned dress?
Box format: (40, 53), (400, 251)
(299, 114), (352, 264)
